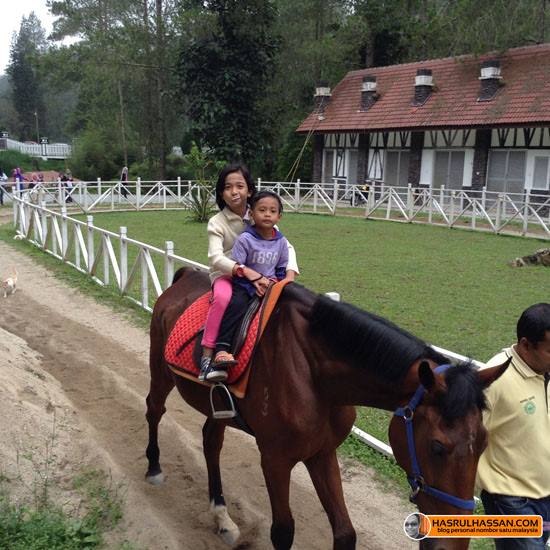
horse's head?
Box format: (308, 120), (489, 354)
(389, 360), (508, 548)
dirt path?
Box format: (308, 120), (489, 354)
(0, 232), (416, 549)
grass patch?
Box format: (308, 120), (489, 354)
(0, 469), (134, 550)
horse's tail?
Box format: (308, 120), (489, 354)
(172, 267), (187, 285)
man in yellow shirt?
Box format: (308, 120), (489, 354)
(477, 303), (550, 550)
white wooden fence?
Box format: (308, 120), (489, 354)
(1, 137), (71, 159)
(3, 177), (549, 239)
(11, 194), (487, 460)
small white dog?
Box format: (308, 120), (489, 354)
(1, 268), (18, 298)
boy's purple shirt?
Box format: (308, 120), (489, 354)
(231, 225), (289, 296)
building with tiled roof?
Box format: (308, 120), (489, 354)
(297, 43), (550, 198)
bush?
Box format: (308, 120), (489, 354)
(0, 150), (68, 178)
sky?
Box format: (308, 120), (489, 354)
(1, 0), (57, 75)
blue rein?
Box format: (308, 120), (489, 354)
(393, 364), (476, 511)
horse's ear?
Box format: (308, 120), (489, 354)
(418, 361), (435, 390)
(477, 358), (511, 389)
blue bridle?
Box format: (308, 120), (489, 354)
(393, 363), (476, 511)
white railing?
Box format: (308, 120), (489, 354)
(3, 178), (548, 239)
(11, 195), (488, 460)
(1, 137), (72, 159)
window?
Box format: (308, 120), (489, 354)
(533, 156), (550, 190)
(385, 151), (410, 187)
(487, 151), (526, 194)
(433, 151), (465, 190)
(323, 150), (334, 183)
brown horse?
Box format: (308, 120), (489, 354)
(145, 268), (507, 550)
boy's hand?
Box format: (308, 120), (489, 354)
(253, 276), (270, 297)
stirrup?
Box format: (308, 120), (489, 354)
(209, 383), (237, 419)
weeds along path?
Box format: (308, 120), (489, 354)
(0, 238), (416, 550)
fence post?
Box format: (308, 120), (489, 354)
(61, 206), (68, 259)
(136, 177), (141, 210)
(522, 190), (530, 236)
(332, 181), (338, 215)
(481, 186), (486, 210)
(177, 176), (181, 201)
(120, 226), (128, 293)
(257, 177), (262, 191)
(58, 182), (64, 206)
(87, 215), (95, 274)
(313, 183), (318, 213)
(163, 182), (167, 209)
(12, 186), (17, 228)
(140, 251), (148, 309)
(295, 179), (300, 211)
(41, 201), (47, 249)
(407, 183), (413, 219)
(495, 194), (502, 233)
(449, 190), (456, 227)
(97, 177), (102, 197)
(165, 240), (174, 290)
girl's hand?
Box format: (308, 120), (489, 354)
(252, 276), (270, 297)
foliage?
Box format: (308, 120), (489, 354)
(0, 469), (126, 550)
(183, 142), (226, 221)
(68, 125), (124, 180)
(176, 0), (280, 164)
(6, 13), (47, 141)
(0, 151), (66, 176)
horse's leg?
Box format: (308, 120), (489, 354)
(202, 419), (240, 546)
(304, 450), (356, 550)
(261, 455), (295, 550)
(145, 352), (175, 484)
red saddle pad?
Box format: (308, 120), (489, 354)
(164, 292), (261, 385)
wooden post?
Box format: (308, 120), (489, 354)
(120, 226), (128, 292)
(164, 241), (174, 290)
(87, 215), (95, 274)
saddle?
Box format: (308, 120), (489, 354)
(164, 280), (290, 398)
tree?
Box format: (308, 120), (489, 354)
(176, 0), (279, 165)
(7, 13), (47, 141)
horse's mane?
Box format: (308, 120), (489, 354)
(437, 362), (488, 421)
(306, 291), (447, 383)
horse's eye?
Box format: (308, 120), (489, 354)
(431, 440), (447, 456)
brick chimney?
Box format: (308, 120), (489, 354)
(314, 80), (331, 114)
(478, 59), (502, 101)
(412, 69), (433, 106)
(360, 75), (378, 111)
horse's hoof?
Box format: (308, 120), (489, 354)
(211, 501), (240, 546)
(146, 472), (164, 485)
(218, 526), (240, 546)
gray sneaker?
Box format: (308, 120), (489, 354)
(198, 356), (211, 382)
(205, 366), (228, 382)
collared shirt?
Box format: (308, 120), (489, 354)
(476, 346), (550, 498)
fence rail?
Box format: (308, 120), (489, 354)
(11, 195), (489, 460)
(2, 178), (548, 239)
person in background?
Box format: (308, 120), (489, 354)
(14, 167), (26, 191)
(477, 302), (550, 550)
(120, 166), (128, 198)
(0, 168), (8, 205)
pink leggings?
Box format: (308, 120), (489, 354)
(201, 276), (233, 349)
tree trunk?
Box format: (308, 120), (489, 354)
(156, 0), (166, 180)
(118, 80), (128, 166)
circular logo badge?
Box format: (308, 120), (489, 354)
(404, 512), (430, 540)
(524, 401), (536, 415)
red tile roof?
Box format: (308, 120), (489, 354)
(297, 43), (550, 133)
